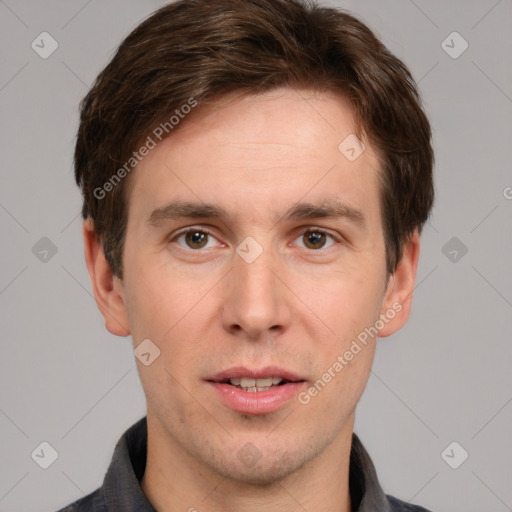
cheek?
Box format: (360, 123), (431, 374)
(124, 267), (205, 379)
(299, 270), (383, 401)
(123, 252), (204, 341)
(312, 268), (385, 335)
(138, 359), (199, 428)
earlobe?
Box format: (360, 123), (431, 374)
(378, 229), (421, 338)
(82, 218), (131, 337)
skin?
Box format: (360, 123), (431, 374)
(83, 87), (420, 512)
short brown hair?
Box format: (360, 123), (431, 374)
(75, 0), (434, 279)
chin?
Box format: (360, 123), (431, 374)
(202, 444), (315, 486)
(218, 460), (299, 486)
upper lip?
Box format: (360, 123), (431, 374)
(206, 366), (305, 383)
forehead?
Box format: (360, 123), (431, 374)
(127, 88), (382, 231)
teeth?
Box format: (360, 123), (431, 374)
(255, 377), (272, 388)
(228, 376), (284, 388)
(240, 377), (256, 388)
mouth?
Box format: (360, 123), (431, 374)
(205, 366), (307, 414)
(206, 366), (305, 389)
(211, 376), (299, 392)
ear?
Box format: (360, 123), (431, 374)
(82, 218), (131, 337)
(377, 229), (420, 338)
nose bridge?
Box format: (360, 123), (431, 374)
(236, 245), (275, 300)
(222, 235), (289, 337)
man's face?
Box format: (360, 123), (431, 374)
(105, 88), (412, 483)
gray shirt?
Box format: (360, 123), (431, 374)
(56, 416), (433, 512)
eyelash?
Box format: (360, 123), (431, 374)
(170, 226), (339, 251)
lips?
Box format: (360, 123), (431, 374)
(206, 366), (305, 384)
(205, 366), (304, 391)
(205, 366), (307, 414)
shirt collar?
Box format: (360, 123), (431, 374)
(100, 416), (391, 512)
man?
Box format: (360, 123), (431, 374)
(58, 0), (434, 510)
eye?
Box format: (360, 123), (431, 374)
(173, 228), (220, 250)
(293, 229), (337, 250)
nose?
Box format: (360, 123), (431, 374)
(220, 243), (291, 340)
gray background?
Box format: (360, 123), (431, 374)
(1, 1), (511, 511)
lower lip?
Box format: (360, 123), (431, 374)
(207, 381), (306, 415)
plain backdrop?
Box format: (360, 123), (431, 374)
(1, 1), (511, 511)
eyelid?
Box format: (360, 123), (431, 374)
(171, 225), (215, 238)
(296, 226), (340, 239)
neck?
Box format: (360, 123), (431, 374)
(140, 413), (354, 512)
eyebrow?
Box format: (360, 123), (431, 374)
(146, 200), (366, 228)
